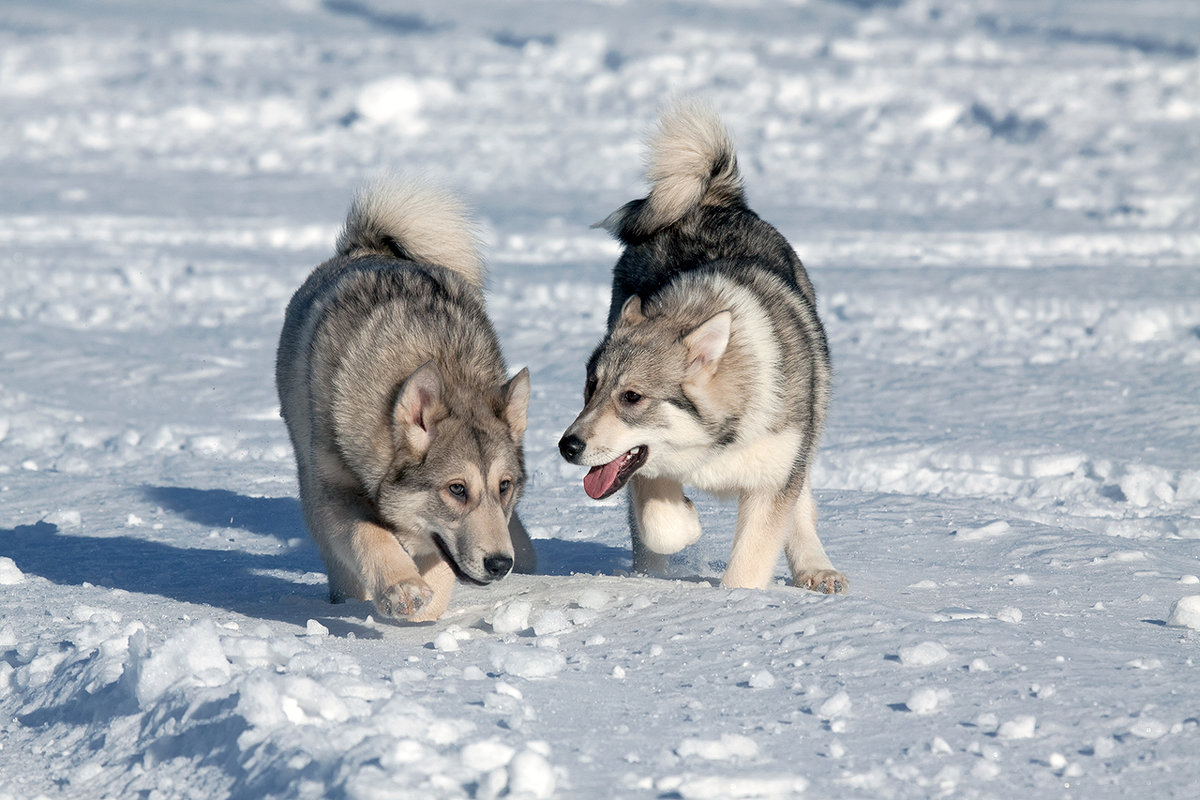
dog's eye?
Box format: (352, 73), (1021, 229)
(499, 479), (512, 495)
(447, 483), (467, 499)
(621, 390), (643, 405)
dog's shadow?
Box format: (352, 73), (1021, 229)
(0, 488), (385, 637)
(0, 486), (629, 631)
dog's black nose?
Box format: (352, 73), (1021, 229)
(483, 554), (513, 581)
(559, 434), (585, 462)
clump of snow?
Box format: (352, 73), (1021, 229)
(1128, 718), (1169, 739)
(667, 774), (809, 799)
(677, 733), (759, 761)
(509, 747), (556, 799)
(128, 620), (232, 708)
(43, 509), (82, 529)
(491, 599), (532, 634)
(1166, 596), (1200, 629)
(532, 608), (571, 637)
(462, 738), (516, 772)
(748, 669), (775, 689)
(488, 645), (566, 679)
(576, 588), (611, 609)
(996, 715), (1038, 740)
(898, 641), (950, 666)
(0, 557), (25, 586)
(905, 687), (943, 714)
(818, 690), (852, 719)
(433, 630), (461, 652)
(1118, 464), (1176, 507)
(954, 520), (1010, 541)
(305, 619), (328, 637)
(997, 606), (1023, 623)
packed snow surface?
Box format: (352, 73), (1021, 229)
(2, 0), (1199, 798)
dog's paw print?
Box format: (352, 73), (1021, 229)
(375, 578), (434, 618)
(796, 569), (848, 595)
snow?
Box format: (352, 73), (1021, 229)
(2, 0), (1200, 797)
(1166, 595), (1200, 630)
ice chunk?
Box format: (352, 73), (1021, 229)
(305, 619), (329, 637)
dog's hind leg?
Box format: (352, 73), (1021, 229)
(785, 481), (847, 594)
(722, 489), (795, 589)
(629, 474), (702, 574)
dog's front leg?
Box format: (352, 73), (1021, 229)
(348, 517), (441, 619)
(722, 489), (795, 589)
(785, 481), (847, 594)
(407, 548), (456, 623)
(311, 495), (441, 619)
(628, 474), (702, 574)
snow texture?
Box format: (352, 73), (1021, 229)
(2, 0), (1200, 798)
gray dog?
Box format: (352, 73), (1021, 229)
(277, 177), (534, 622)
(559, 100), (845, 594)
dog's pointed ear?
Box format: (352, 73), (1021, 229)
(619, 295), (645, 326)
(683, 311), (732, 383)
(393, 361), (444, 456)
(499, 367), (531, 443)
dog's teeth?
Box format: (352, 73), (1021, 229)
(630, 447), (640, 455)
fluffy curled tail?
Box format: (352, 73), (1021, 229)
(598, 99), (745, 242)
(336, 176), (485, 288)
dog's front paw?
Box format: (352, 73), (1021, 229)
(796, 570), (848, 595)
(375, 578), (434, 619)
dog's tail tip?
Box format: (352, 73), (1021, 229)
(603, 98), (744, 242)
(336, 175), (485, 288)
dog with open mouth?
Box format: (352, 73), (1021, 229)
(277, 176), (535, 622)
(559, 100), (846, 594)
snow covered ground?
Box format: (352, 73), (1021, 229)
(2, 0), (1199, 797)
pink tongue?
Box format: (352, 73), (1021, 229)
(583, 456), (625, 499)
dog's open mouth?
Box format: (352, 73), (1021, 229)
(583, 446), (648, 500)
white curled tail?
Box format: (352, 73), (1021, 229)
(336, 176), (485, 288)
(598, 99), (745, 242)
